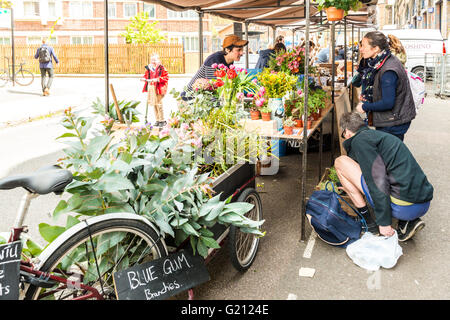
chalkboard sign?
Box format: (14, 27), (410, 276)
(0, 241), (22, 300)
(113, 250), (210, 300)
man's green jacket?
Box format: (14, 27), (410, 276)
(343, 126), (434, 226)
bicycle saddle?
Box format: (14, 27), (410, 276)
(0, 165), (73, 195)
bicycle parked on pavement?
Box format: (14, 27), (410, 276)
(0, 163), (262, 300)
(0, 57), (34, 87)
(0, 165), (167, 300)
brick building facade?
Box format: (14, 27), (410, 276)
(377, 0), (449, 39)
(0, 0), (213, 50)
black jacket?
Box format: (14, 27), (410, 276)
(344, 126), (433, 226)
(371, 55), (416, 127)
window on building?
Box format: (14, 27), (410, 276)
(71, 36), (93, 45)
(48, 1), (57, 17)
(108, 37), (118, 44)
(143, 3), (155, 18)
(167, 9), (198, 19)
(182, 35), (199, 52)
(124, 3), (137, 18)
(108, 3), (116, 18)
(0, 37), (11, 45)
(27, 36), (56, 45)
(23, 1), (40, 17)
(69, 1), (93, 18)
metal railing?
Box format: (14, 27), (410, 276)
(424, 53), (450, 97)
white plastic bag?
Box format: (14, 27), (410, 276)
(346, 231), (403, 271)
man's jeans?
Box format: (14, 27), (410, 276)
(40, 67), (54, 91)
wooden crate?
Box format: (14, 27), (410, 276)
(315, 167), (357, 217)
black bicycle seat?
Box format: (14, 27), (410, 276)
(0, 165), (73, 195)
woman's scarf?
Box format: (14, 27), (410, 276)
(358, 49), (391, 103)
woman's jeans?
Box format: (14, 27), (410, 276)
(40, 67), (54, 91)
(376, 121), (411, 141)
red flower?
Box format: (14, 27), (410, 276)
(215, 79), (224, 87)
(215, 69), (226, 78)
(227, 69), (237, 79)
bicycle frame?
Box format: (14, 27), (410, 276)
(8, 191), (104, 300)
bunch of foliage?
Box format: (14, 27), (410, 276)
(256, 69), (297, 98)
(283, 116), (296, 127)
(211, 63), (259, 112)
(268, 45), (306, 76)
(91, 97), (141, 123)
(308, 88), (328, 114)
(42, 108), (264, 258)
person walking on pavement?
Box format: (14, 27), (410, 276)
(335, 112), (434, 241)
(34, 39), (59, 96)
(142, 54), (169, 127)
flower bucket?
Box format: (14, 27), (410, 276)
(269, 98), (284, 130)
(325, 7), (345, 21)
(261, 112), (271, 121)
(294, 119), (303, 127)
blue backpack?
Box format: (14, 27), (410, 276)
(306, 182), (365, 248)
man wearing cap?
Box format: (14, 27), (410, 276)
(182, 34), (248, 98)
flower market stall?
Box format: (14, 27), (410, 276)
(82, 0), (379, 300)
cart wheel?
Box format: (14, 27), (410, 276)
(228, 188), (263, 272)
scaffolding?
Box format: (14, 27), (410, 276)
(424, 53), (450, 97)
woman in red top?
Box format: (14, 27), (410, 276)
(142, 54), (169, 126)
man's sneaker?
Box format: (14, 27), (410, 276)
(397, 218), (425, 242)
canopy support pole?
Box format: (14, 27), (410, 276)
(104, 0), (109, 113)
(272, 26), (276, 46)
(344, 17), (347, 88)
(300, 0), (310, 242)
(245, 21), (249, 69)
(198, 11), (204, 68)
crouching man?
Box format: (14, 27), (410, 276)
(335, 112), (434, 241)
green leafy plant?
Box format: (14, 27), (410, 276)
(317, 0), (362, 14)
(46, 108), (264, 258)
(91, 97), (141, 123)
(283, 116), (296, 127)
(256, 69), (297, 98)
(307, 89), (327, 114)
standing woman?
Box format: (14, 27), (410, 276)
(388, 34), (407, 66)
(355, 31), (415, 141)
(142, 54), (169, 127)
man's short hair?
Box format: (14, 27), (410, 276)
(339, 112), (366, 133)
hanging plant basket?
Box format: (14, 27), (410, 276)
(325, 7), (345, 21)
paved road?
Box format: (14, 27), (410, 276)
(0, 76), (449, 299)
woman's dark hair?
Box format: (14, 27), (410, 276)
(339, 112), (366, 133)
(274, 42), (286, 52)
(363, 31), (389, 51)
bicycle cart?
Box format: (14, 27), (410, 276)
(0, 162), (262, 300)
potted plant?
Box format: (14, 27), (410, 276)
(283, 117), (296, 135)
(249, 105), (261, 120)
(260, 105), (272, 121)
(317, 0), (362, 21)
